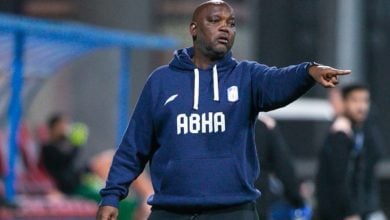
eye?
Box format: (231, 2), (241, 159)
(209, 16), (221, 23)
(228, 18), (236, 27)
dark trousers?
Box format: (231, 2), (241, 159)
(148, 202), (259, 220)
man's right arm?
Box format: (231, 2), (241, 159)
(98, 78), (157, 217)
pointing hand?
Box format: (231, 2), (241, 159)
(308, 64), (351, 88)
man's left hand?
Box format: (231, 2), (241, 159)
(308, 64), (351, 88)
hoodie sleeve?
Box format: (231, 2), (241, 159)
(99, 78), (157, 208)
(250, 62), (315, 112)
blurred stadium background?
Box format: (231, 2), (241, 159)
(0, 0), (389, 219)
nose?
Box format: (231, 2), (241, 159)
(219, 22), (231, 34)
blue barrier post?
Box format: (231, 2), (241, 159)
(117, 48), (130, 145)
(6, 32), (24, 201)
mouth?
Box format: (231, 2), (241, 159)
(216, 35), (229, 45)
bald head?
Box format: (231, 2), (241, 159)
(191, 0), (233, 23)
(189, 0), (236, 63)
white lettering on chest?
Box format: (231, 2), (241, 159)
(176, 112), (226, 135)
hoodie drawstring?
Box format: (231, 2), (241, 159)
(193, 65), (219, 110)
(213, 64), (219, 102)
(193, 68), (200, 110)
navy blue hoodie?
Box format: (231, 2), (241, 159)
(100, 47), (315, 209)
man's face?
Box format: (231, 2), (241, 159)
(52, 117), (70, 139)
(344, 89), (370, 124)
(191, 3), (236, 59)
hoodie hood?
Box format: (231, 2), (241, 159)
(169, 47), (238, 72)
(169, 47), (238, 110)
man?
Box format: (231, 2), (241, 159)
(316, 84), (384, 220)
(40, 114), (85, 195)
(97, 1), (350, 219)
(255, 115), (309, 220)
(41, 114), (153, 219)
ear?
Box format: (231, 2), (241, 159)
(190, 22), (197, 39)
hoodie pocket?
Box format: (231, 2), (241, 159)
(159, 157), (247, 197)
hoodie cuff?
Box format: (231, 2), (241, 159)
(99, 195), (120, 208)
(298, 62), (316, 86)
(300, 62), (316, 84)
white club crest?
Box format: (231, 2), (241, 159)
(227, 86), (239, 102)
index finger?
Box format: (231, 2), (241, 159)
(333, 69), (351, 75)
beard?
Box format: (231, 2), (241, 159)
(345, 111), (367, 125)
(206, 45), (227, 60)
(195, 37), (233, 61)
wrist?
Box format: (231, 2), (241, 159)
(307, 61), (320, 75)
(99, 195), (120, 208)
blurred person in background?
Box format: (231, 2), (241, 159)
(40, 113), (153, 220)
(316, 84), (386, 220)
(40, 113), (89, 196)
(255, 115), (311, 220)
(40, 113), (108, 201)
